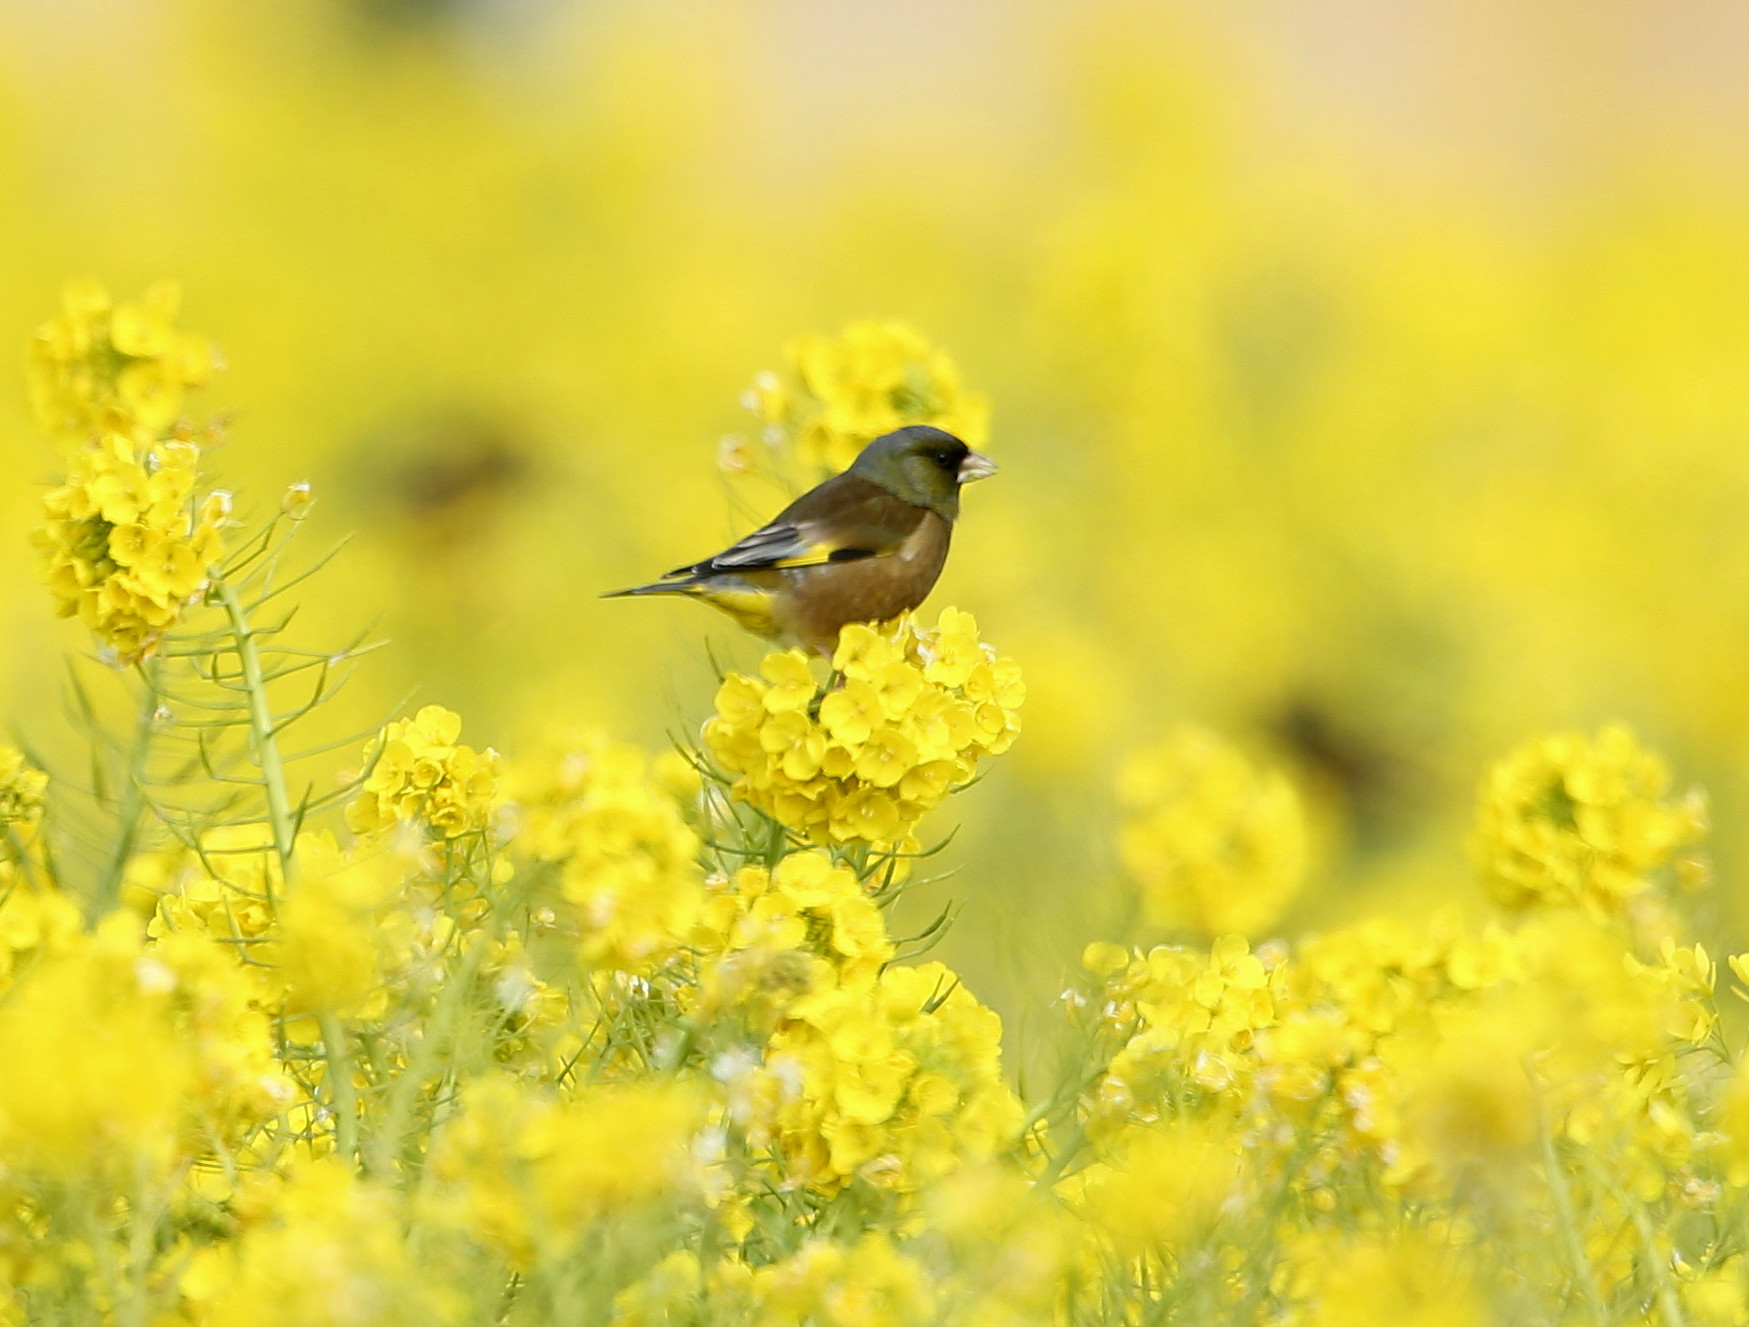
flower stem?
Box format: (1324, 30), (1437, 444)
(317, 1008), (360, 1162)
(1541, 1114), (1609, 1327)
(224, 578), (358, 1162)
(1585, 1154), (1687, 1327)
(217, 581), (295, 885)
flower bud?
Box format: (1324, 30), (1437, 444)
(281, 481), (313, 519)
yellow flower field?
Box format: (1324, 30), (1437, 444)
(6, 4), (1749, 1323)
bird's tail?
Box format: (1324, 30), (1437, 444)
(603, 573), (780, 640)
(600, 577), (699, 600)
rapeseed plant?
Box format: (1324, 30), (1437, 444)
(10, 282), (1749, 1327)
(703, 614), (1023, 849)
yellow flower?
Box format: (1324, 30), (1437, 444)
(347, 705), (501, 840)
(428, 1076), (701, 1265)
(1118, 727), (1308, 938)
(689, 853), (894, 1061)
(271, 832), (405, 1016)
(1715, 1054), (1749, 1188)
(0, 748), (47, 831)
(185, 1158), (458, 1327)
(918, 606), (985, 689)
(1296, 1232), (1487, 1327)
(753, 320), (990, 474)
(1385, 1001), (1541, 1187)
(760, 649), (820, 713)
(505, 730), (703, 973)
(0, 885), (84, 990)
(609, 1251), (706, 1327)
(703, 611), (1022, 848)
(829, 786), (905, 843)
(1473, 725), (1706, 917)
(0, 914), (192, 1178)
(819, 679), (885, 746)
(27, 278), (214, 443)
(1077, 1116), (1240, 1258)
(146, 826), (281, 951)
(147, 926), (296, 1139)
(853, 726), (921, 789)
(1684, 1257), (1749, 1327)
(32, 432), (227, 663)
(919, 1166), (1079, 1325)
(712, 852), (895, 986)
(526, 1083), (701, 1230)
(745, 1235), (936, 1327)
(746, 960), (1022, 1197)
(1085, 934), (1286, 1134)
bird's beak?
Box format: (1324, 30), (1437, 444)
(957, 452), (998, 484)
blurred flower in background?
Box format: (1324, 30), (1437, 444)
(1117, 726), (1308, 937)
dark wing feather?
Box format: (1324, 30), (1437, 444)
(667, 474), (926, 577)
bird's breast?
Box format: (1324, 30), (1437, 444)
(773, 510), (952, 654)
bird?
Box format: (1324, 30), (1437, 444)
(606, 424), (997, 655)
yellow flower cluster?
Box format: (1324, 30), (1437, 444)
(744, 320), (991, 474)
(0, 747), (47, 831)
(751, 960), (1022, 1195)
(33, 433), (228, 664)
(612, 1237), (935, 1327)
(1076, 898), (1722, 1231)
(1286, 1232), (1487, 1327)
(1075, 1116), (1240, 1258)
(684, 854), (1020, 1206)
(1078, 933), (1285, 1135)
(693, 851), (894, 1012)
(428, 1076), (701, 1267)
(704, 610), (1023, 846)
(182, 1160), (459, 1327)
(505, 731), (704, 973)
(347, 705), (502, 840)
(272, 831), (407, 1016)
(26, 281), (227, 664)
(153, 937), (297, 1151)
(0, 911), (289, 1186)
(0, 885), (82, 989)
(1117, 726), (1309, 937)
(146, 825), (282, 949)
(1058, 908), (1733, 1321)
(0, 916), (191, 1177)
(1473, 724), (1707, 916)
(27, 278), (215, 443)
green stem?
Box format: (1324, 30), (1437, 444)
(4, 824), (41, 892)
(226, 576), (352, 1167)
(1585, 1154), (1687, 1327)
(217, 581), (295, 884)
(85, 1185), (129, 1327)
(317, 1009), (360, 1162)
(1541, 1116), (1610, 1327)
(122, 1154), (157, 1327)
(1232, 1087), (1339, 1324)
(370, 934), (490, 1179)
(96, 660), (160, 915)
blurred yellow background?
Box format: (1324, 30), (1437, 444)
(6, 0), (1749, 1035)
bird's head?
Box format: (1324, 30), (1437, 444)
(847, 425), (997, 521)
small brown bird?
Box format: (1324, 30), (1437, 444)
(606, 425), (997, 655)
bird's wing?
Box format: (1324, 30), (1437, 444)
(668, 474), (926, 576)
